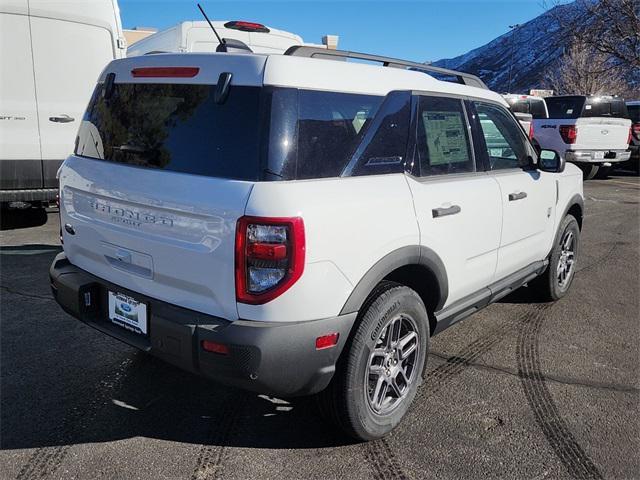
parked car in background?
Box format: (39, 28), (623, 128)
(51, 46), (583, 441)
(504, 94), (548, 138)
(0, 0), (126, 212)
(127, 20), (319, 57)
(624, 100), (640, 173)
(534, 95), (631, 179)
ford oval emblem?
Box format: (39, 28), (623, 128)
(601, 129), (609, 135)
(120, 302), (132, 312)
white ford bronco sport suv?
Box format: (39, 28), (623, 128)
(50, 47), (584, 441)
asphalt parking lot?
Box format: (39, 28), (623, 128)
(1, 175), (638, 480)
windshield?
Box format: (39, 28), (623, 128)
(545, 96), (585, 119)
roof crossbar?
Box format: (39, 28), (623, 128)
(284, 46), (488, 90)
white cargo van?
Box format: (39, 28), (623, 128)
(127, 20), (317, 57)
(0, 0), (126, 210)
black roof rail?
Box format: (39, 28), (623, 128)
(284, 46), (488, 90)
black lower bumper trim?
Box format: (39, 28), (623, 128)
(49, 253), (357, 397)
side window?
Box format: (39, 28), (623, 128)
(344, 91), (411, 177)
(474, 102), (529, 170)
(416, 96), (474, 176)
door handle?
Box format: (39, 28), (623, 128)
(508, 192), (527, 201)
(49, 114), (75, 123)
(432, 205), (461, 218)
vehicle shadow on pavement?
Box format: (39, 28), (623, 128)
(0, 208), (48, 231)
(0, 251), (354, 452)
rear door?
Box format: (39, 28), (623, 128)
(30, 15), (115, 184)
(471, 100), (556, 279)
(0, 7), (42, 190)
(406, 94), (501, 306)
(61, 59), (266, 321)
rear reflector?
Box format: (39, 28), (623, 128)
(201, 340), (229, 355)
(224, 20), (270, 33)
(316, 333), (339, 350)
(131, 67), (200, 78)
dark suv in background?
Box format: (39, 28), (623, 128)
(626, 101), (640, 173)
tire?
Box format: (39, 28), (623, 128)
(531, 214), (580, 301)
(578, 163), (599, 180)
(317, 281), (429, 441)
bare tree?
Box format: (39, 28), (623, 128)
(545, 0), (640, 69)
(544, 39), (630, 95)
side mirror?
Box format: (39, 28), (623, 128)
(538, 149), (565, 173)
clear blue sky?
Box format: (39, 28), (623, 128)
(119, 0), (551, 62)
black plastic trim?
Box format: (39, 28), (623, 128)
(340, 245), (448, 315)
(50, 253), (357, 397)
(433, 260), (547, 335)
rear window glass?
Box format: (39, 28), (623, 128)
(76, 83), (262, 180)
(546, 96), (585, 119)
(628, 105), (640, 123)
(582, 98), (629, 118)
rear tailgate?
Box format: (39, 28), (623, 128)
(574, 117), (631, 151)
(59, 53), (268, 320)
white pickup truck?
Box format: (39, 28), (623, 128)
(533, 95), (632, 179)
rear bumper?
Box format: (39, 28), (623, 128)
(49, 253), (356, 397)
(565, 149), (631, 163)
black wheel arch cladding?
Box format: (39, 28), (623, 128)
(339, 245), (448, 316)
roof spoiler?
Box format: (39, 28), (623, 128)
(284, 46), (488, 90)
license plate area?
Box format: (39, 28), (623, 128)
(108, 291), (148, 336)
(594, 151), (605, 160)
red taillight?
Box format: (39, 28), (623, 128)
(316, 333), (339, 350)
(559, 125), (577, 144)
(235, 216), (305, 305)
(131, 67), (199, 78)
(528, 121), (534, 140)
(224, 20), (270, 33)
(633, 124), (640, 140)
(201, 340), (229, 355)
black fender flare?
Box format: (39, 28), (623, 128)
(339, 245), (448, 315)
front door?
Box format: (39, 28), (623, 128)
(471, 101), (556, 280)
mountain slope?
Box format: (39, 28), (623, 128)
(433, 2), (582, 93)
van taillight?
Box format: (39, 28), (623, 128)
(559, 125), (577, 144)
(235, 216), (305, 304)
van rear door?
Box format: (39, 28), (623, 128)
(60, 54), (267, 321)
(30, 13), (116, 185)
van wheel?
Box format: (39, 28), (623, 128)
(578, 164), (599, 180)
(318, 281), (428, 441)
(531, 215), (580, 301)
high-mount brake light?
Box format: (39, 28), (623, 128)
(235, 216), (305, 304)
(131, 67), (200, 78)
(559, 125), (578, 144)
(224, 20), (270, 33)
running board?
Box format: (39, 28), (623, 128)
(433, 260), (548, 335)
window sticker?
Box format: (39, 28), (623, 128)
(585, 105), (592, 110)
(422, 111), (470, 165)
